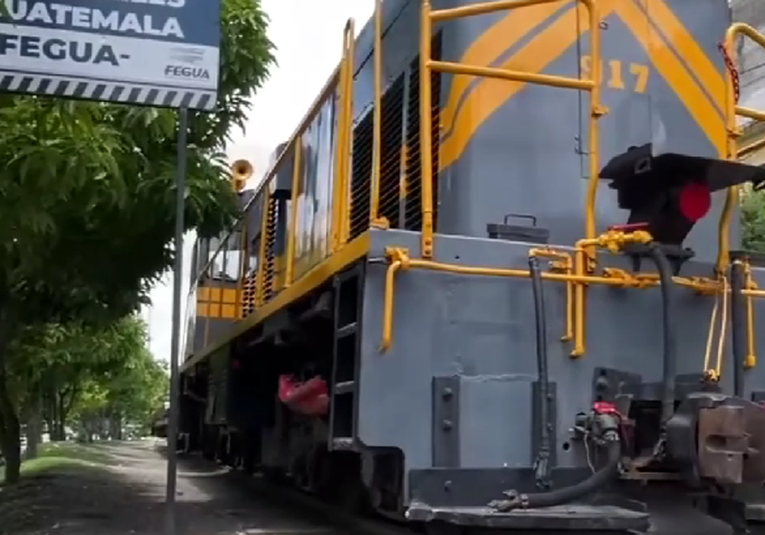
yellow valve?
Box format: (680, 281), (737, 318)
(571, 229), (653, 357)
(704, 369), (720, 383)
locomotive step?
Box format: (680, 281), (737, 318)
(405, 502), (650, 532)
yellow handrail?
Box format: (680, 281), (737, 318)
(718, 23), (765, 273)
(744, 262), (757, 368)
(379, 231), (726, 354)
(235, 222), (248, 318)
(254, 189), (271, 307)
(418, 0), (605, 260)
(332, 19), (356, 251)
(341, 20), (356, 244)
(285, 141), (302, 287)
(369, 0), (389, 229)
(379, 244), (716, 354)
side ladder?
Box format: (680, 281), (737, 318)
(328, 263), (365, 450)
(417, 0), (605, 259)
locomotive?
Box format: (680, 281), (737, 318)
(177, 0), (765, 532)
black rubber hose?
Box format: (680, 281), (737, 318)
(730, 260), (746, 398)
(529, 256), (551, 487)
(492, 440), (621, 511)
(647, 244), (676, 424)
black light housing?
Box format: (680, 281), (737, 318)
(600, 143), (765, 246)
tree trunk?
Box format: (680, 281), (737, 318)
(109, 415), (122, 441)
(0, 309), (22, 483)
(0, 376), (21, 484)
(24, 393), (42, 460)
(0, 418), (21, 484)
(56, 392), (66, 441)
(45, 387), (64, 441)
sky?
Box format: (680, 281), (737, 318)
(142, 0), (375, 362)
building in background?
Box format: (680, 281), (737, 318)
(732, 0), (765, 165)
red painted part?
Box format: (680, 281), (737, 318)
(608, 222), (650, 232)
(592, 401), (620, 416)
(678, 181), (711, 222)
(278, 375), (329, 416)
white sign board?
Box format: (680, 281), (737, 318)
(0, 0), (220, 110)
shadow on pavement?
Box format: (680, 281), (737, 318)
(0, 441), (337, 535)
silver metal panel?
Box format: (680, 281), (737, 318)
(357, 228), (756, 502)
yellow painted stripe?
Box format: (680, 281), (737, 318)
(616, 1), (726, 154)
(441, 1), (571, 133)
(441, 0), (618, 169)
(643, 0), (725, 113)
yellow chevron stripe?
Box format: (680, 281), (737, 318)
(440, 0), (726, 169)
(441, 0), (572, 134)
(644, 0), (725, 113)
(616, 1), (726, 154)
(440, 0), (618, 169)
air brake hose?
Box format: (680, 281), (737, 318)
(491, 440), (621, 511)
(529, 256), (551, 488)
(647, 243), (676, 424)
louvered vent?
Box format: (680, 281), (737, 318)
(261, 196), (279, 303)
(405, 32), (442, 231)
(347, 32), (442, 238)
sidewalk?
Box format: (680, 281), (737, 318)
(0, 440), (338, 535)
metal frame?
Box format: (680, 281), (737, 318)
(417, 0), (604, 260)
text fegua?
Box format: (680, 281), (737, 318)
(4, 1), (184, 39)
(0, 33), (120, 65)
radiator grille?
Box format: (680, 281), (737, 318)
(405, 33), (442, 231)
(348, 32), (442, 238)
(261, 196), (279, 303)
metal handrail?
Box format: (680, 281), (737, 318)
(191, 19), (357, 311)
(369, 0), (388, 229)
(718, 23), (765, 273)
(417, 0), (604, 260)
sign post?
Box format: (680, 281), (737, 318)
(0, 2), (221, 533)
(165, 105), (187, 535)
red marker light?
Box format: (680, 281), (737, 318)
(678, 181), (711, 222)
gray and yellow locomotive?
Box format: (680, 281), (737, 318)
(178, 0), (765, 532)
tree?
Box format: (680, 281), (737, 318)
(741, 186), (765, 253)
(0, 0), (275, 484)
(62, 318), (169, 442)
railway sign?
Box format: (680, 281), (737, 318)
(0, 0), (220, 110)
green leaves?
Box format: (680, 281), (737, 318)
(0, 0), (276, 459)
(0, 0), (275, 329)
(741, 185), (765, 253)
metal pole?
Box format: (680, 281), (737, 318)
(165, 106), (188, 535)
(731, 260), (746, 397)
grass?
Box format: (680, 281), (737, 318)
(0, 442), (111, 484)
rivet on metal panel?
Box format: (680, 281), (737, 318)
(432, 376), (460, 467)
